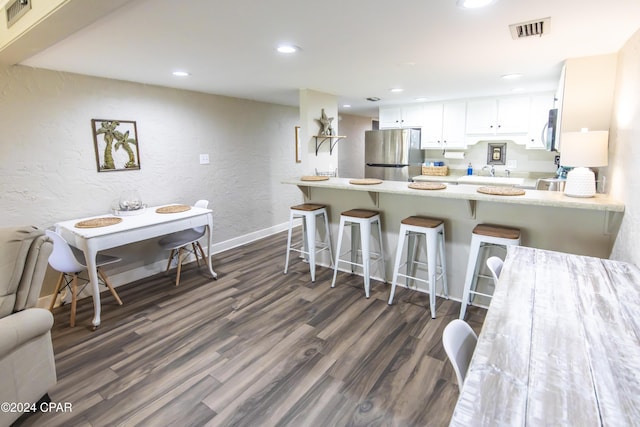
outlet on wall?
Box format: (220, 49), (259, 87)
(506, 159), (517, 168)
(199, 154), (210, 164)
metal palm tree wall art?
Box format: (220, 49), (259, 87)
(91, 119), (141, 172)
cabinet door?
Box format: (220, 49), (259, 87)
(401, 104), (425, 127)
(526, 93), (555, 149)
(441, 102), (467, 148)
(465, 99), (496, 134)
(497, 96), (530, 134)
(379, 106), (403, 128)
(421, 103), (444, 148)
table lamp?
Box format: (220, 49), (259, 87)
(560, 129), (609, 197)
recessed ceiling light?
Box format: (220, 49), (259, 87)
(277, 44), (299, 54)
(415, 97), (429, 102)
(502, 73), (523, 79)
(172, 71), (190, 77)
(390, 88), (404, 93)
(457, 0), (496, 9)
(342, 104), (352, 108)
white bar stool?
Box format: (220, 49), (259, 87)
(284, 203), (333, 282)
(459, 224), (521, 320)
(388, 216), (448, 319)
(331, 209), (385, 298)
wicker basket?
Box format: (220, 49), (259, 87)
(422, 165), (449, 176)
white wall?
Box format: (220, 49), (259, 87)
(299, 89), (338, 176)
(424, 140), (558, 175)
(609, 28), (640, 266)
(337, 113), (373, 178)
(0, 64), (304, 291)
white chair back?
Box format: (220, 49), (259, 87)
(486, 256), (504, 286)
(45, 230), (86, 273)
(443, 319), (478, 392)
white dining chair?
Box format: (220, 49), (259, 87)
(486, 256), (504, 287)
(443, 319), (478, 392)
(46, 229), (123, 327)
(158, 199), (209, 286)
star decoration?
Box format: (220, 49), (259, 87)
(316, 108), (334, 136)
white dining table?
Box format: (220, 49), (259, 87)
(55, 204), (217, 328)
(450, 245), (640, 426)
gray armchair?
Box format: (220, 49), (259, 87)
(0, 226), (57, 426)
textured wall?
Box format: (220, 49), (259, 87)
(609, 28), (640, 266)
(0, 65), (304, 289)
(337, 113), (373, 179)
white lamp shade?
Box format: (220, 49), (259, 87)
(560, 130), (609, 167)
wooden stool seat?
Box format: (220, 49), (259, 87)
(341, 209), (380, 219)
(291, 203), (327, 212)
(402, 216), (443, 228)
(472, 224), (521, 240)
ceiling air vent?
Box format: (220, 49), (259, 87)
(509, 17), (550, 39)
(5, 0), (31, 29)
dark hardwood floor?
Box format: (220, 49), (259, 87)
(18, 229), (486, 427)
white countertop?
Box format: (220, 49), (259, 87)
(282, 177), (624, 212)
(413, 172), (543, 188)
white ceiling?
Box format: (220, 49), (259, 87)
(18, 0), (640, 117)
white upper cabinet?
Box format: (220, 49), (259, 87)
(526, 92), (555, 149)
(379, 104), (424, 128)
(465, 99), (496, 135)
(466, 96), (530, 135)
(421, 102), (466, 149)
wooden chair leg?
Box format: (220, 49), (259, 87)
(70, 274), (78, 327)
(196, 242), (207, 265)
(49, 272), (65, 311)
(165, 249), (176, 274)
(97, 267), (123, 306)
(175, 247), (184, 286)
(192, 243), (201, 267)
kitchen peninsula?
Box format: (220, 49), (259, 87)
(282, 177), (624, 303)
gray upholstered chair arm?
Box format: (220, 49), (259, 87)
(0, 308), (54, 359)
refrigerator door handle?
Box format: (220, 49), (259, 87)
(366, 163), (408, 168)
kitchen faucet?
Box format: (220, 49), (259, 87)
(482, 165), (495, 177)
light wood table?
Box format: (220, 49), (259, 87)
(450, 245), (640, 426)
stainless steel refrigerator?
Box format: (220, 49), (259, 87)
(365, 128), (423, 181)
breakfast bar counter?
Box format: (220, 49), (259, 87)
(282, 177), (625, 302)
(281, 177), (624, 213)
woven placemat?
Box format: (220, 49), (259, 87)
(156, 205), (191, 214)
(477, 186), (526, 196)
(408, 182), (447, 190)
(349, 178), (383, 185)
(75, 217), (123, 228)
(301, 175), (329, 181)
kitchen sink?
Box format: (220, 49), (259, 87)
(457, 175), (524, 186)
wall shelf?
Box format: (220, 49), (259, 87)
(314, 135), (345, 155)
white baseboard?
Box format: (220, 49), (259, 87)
(209, 220), (294, 253)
